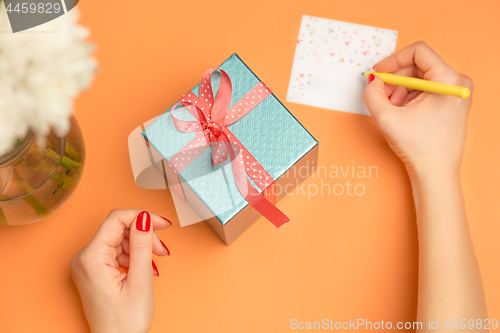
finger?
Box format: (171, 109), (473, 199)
(373, 41), (450, 76)
(117, 253), (130, 268)
(116, 243), (124, 257)
(121, 237), (130, 255)
(383, 69), (412, 98)
(389, 85), (411, 107)
(127, 211), (155, 290)
(381, 65), (421, 98)
(384, 83), (397, 98)
(123, 231), (167, 256)
(392, 65), (426, 80)
(386, 83), (415, 101)
(153, 232), (170, 256)
(362, 75), (396, 119)
(91, 209), (171, 248)
(401, 90), (423, 106)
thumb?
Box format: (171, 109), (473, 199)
(362, 74), (394, 119)
(127, 211), (155, 289)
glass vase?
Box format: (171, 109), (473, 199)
(0, 117), (85, 225)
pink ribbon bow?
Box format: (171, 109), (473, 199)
(165, 68), (289, 228)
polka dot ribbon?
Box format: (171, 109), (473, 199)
(165, 68), (289, 228)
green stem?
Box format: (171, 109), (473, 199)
(48, 138), (82, 163)
(22, 159), (77, 190)
(64, 142), (82, 163)
(12, 170), (50, 217)
(23, 195), (50, 217)
(46, 148), (82, 170)
(51, 170), (77, 190)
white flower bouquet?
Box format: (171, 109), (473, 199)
(0, 3), (96, 153)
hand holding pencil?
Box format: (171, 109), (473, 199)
(362, 41), (474, 177)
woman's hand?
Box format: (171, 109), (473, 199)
(364, 42), (487, 330)
(71, 209), (171, 333)
(362, 41), (474, 179)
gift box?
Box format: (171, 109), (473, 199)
(141, 54), (318, 245)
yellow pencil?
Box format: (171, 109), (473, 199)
(362, 71), (470, 99)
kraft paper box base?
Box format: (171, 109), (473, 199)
(138, 54), (319, 245)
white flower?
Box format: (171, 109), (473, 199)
(0, 5), (96, 153)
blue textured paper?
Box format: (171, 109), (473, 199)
(142, 54), (318, 225)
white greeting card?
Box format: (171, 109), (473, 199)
(286, 15), (398, 115)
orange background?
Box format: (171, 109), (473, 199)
(1, 0), (499, 332)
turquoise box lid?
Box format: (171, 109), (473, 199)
(142, 54), (318, 225)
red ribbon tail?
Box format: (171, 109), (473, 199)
(245, 185), (289, 228)
(230, 150), (289, 228)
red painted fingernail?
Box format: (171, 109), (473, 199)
(367, 73), (375, 84)
(161, 216), (172, 225)
(152, 260), (159, 277)
(160, 240), (170, 255)
(137, 211), (151, 232)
